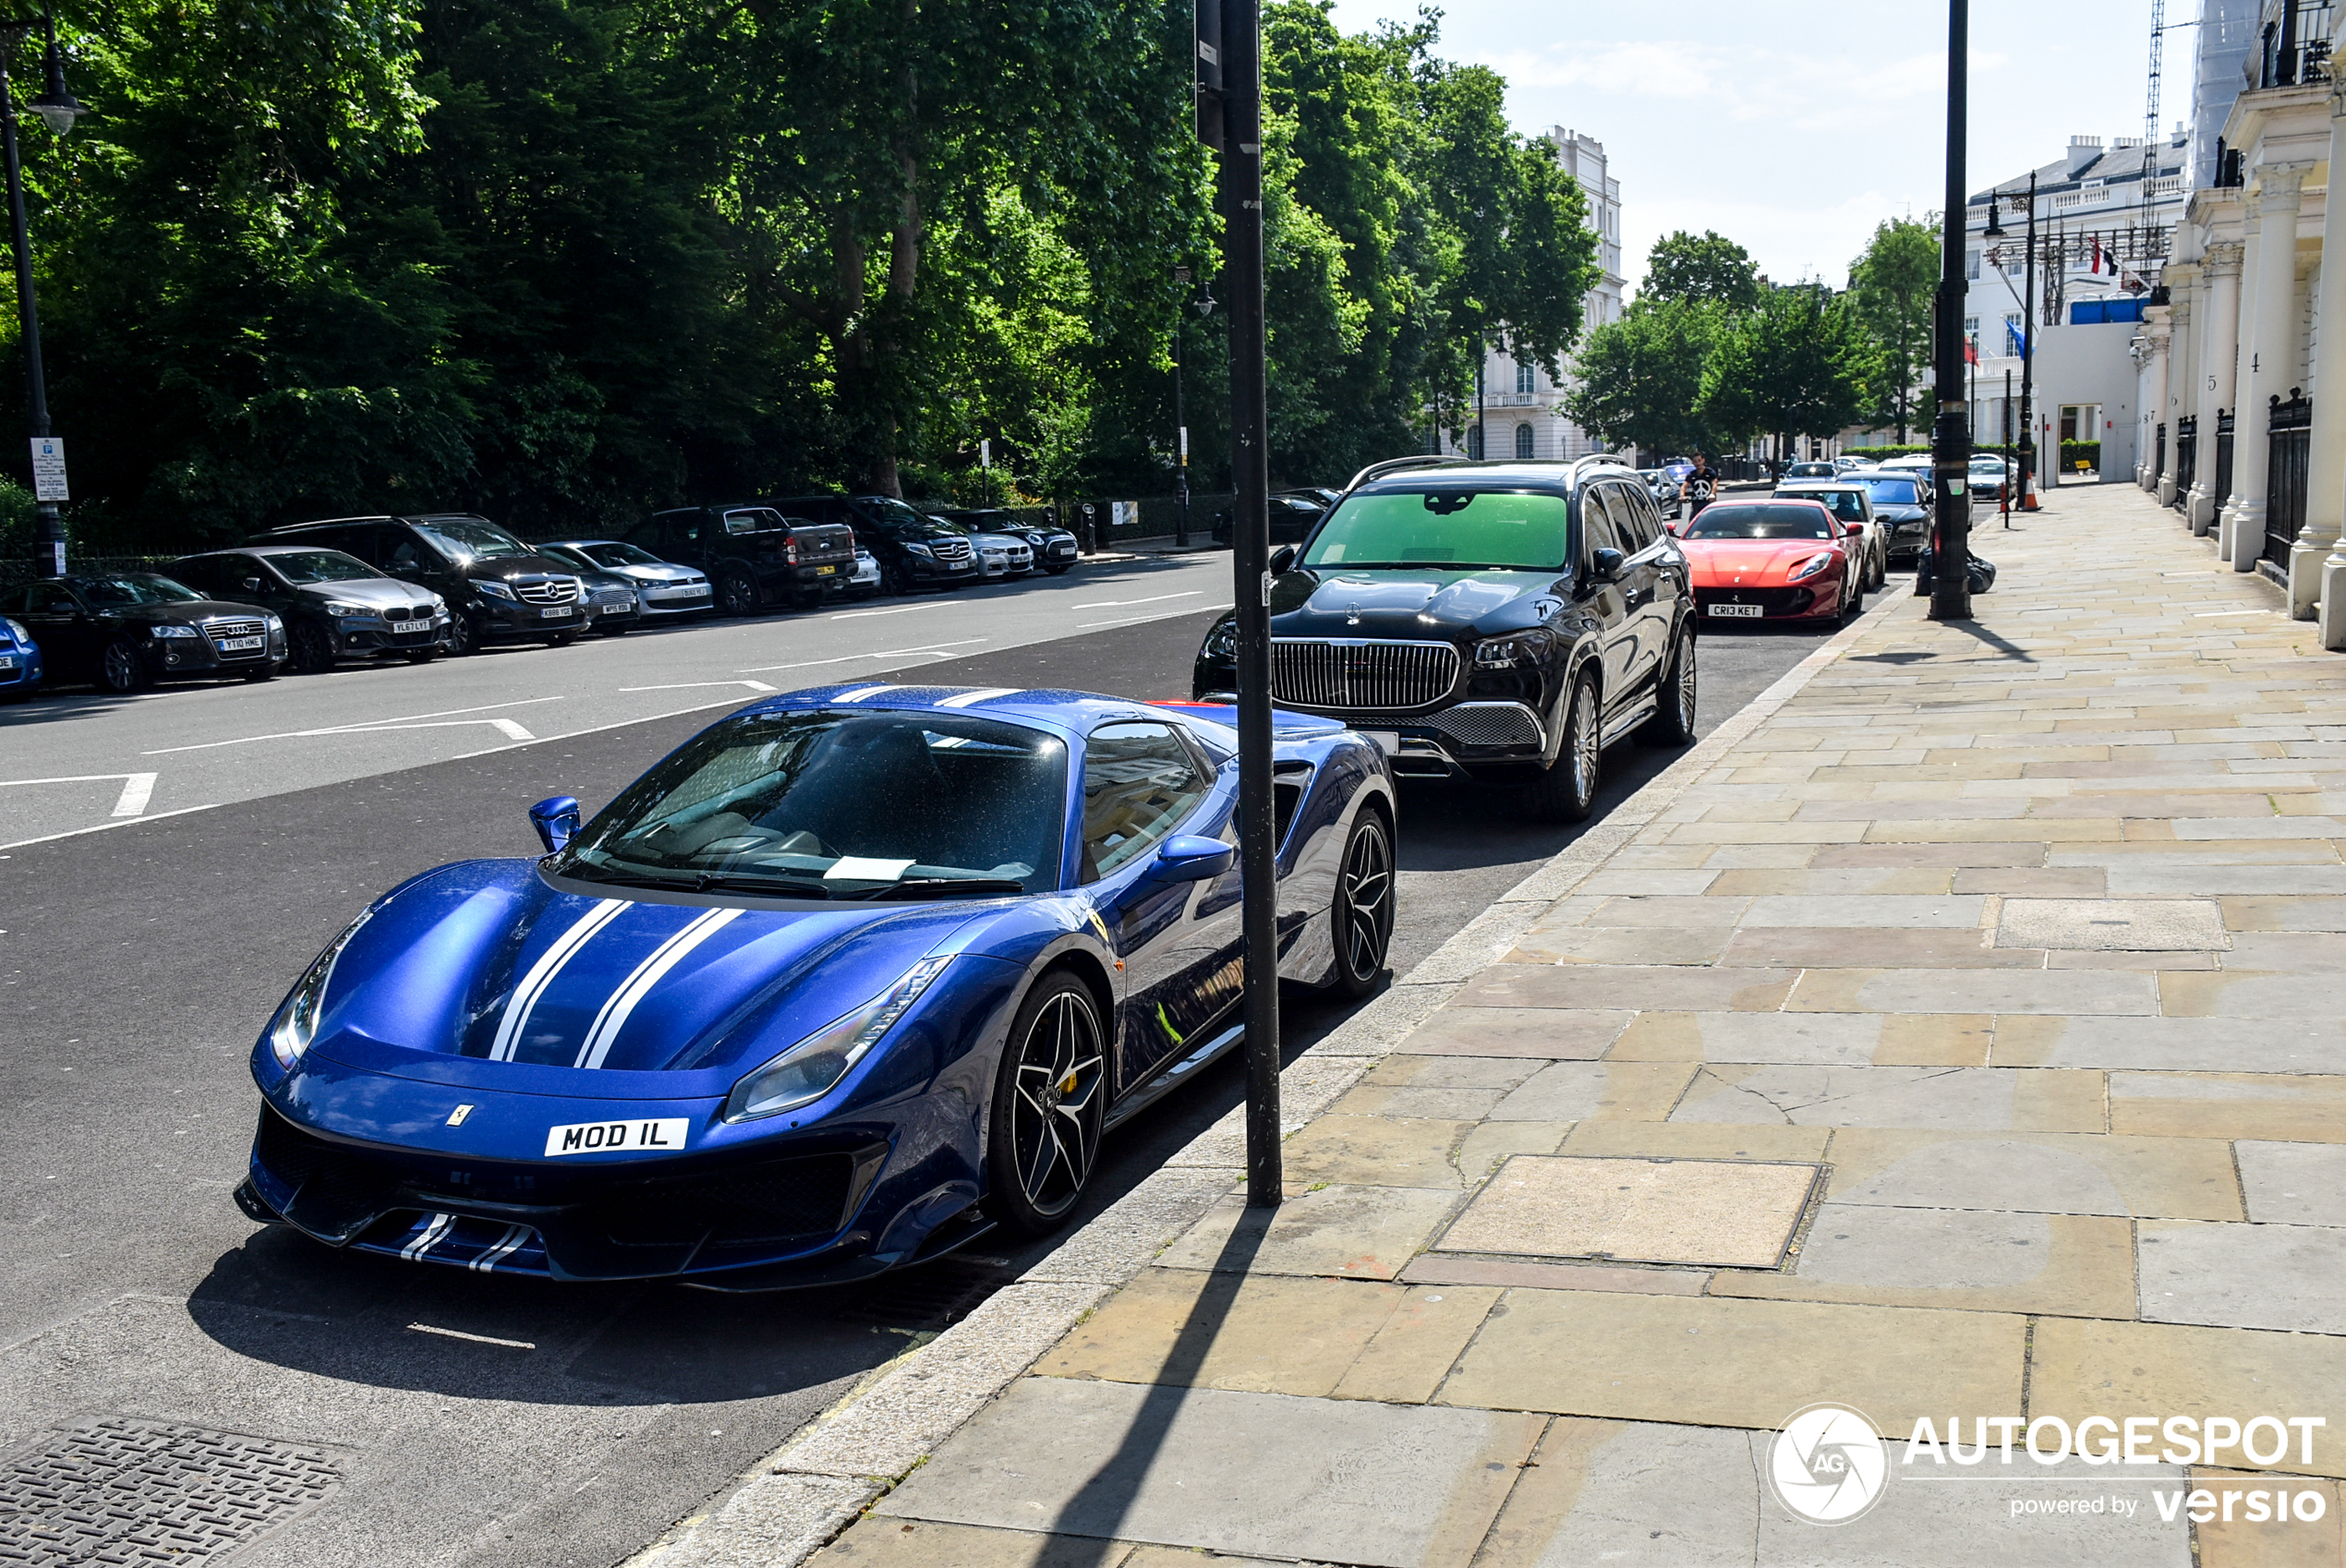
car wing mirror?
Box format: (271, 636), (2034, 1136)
(240, 577), (265, 593)
(530, 795), (582, 854)
(1590, 547), (1626, 581)
(1151, 834), (1235, 883)
(1268, 545), (1296, 573)
(1844, 521), (1865, 537)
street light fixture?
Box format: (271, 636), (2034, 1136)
(1, 0), (75, 579)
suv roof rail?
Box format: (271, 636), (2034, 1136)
(1344, 454), (1472, 490)
(1568, 452), (1630, 476)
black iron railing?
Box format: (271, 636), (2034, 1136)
(2215, 408), (2236, 515)
(2174, 415), (2197, 506)
(2155, 423), (2166, 487)
(2265, 389), (2312, 568)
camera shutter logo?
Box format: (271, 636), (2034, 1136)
(1770, 1404), (1889, 1525)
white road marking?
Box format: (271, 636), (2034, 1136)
(405, 1321), (536, 1348)
(0, 802), (223, 851)
(0, 773), (159, 817)
(142, 696), (565, 754)
(1072, 590), (1203, 609)
(617, 680), (779, 694)
(737, 639), (986, 675)
(1080, 602), (1233, 631)
(827, 605), (924, 620)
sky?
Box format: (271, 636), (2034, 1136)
(1324, 0), (2171, 296)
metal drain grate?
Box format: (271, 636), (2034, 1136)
(0, 1416), (342, 1566)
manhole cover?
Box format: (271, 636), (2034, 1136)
(1434, 1154), (1823, 1269)
(0, 1415), (343, 1567)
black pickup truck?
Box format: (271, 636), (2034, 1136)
(629, 505), (859, 614)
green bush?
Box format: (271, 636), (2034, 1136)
(2061, 440), (2101, 470)
(1844, 442), (1932, 458)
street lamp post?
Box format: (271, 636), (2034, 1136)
(1983, 174), (2042, 512)
(1170, 273), (1215, 549)
(1928, 0), (1973, 621)
(3, 0), (79, 578)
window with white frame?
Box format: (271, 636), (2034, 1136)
(1515, 362), (1535, 396)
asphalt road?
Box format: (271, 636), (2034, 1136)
(0, 597), (1825, 1568)
(0, 553), (1232, 847)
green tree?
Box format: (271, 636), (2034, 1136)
(1643, 230), (1761, 310)
(1699, 284), (1867, 456)
(1562, 298), (1722, 461)
(1846, 217), (1940, 442)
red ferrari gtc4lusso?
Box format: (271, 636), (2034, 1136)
(1677, 499), (1863, 628)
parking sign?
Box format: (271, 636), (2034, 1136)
(29, 437), (67, 501)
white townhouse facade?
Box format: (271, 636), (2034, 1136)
(1438, 128), (1626, 463)
(2134, 0), (2346, 647)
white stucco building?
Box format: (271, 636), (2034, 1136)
(2134, 0), (2346, 645)
(1438, 127), (1625, 462)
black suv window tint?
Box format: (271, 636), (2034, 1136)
(383, 531), (437, 575)
(1082, 721), (1209, 882)
(1604, 484), (1656, 551)
(1579, 489), (1622, 564)
(1300, 489), (1570, 571)
(28, 584), (78, 613)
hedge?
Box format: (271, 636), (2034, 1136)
(2061, 440), (2101, 470)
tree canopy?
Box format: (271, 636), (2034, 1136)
(1846, 217), (1940, 443)
(6, 0), (1601, 553)
(1642, 230), (1760, 311)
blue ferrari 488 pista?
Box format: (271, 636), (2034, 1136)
(237, 684), (1397, 1286)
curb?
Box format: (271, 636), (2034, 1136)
(622, 583), (1917, 1568)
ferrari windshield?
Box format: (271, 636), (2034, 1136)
(1686, 506), (1836, 540)
(1300, 489), (1570, 571)
(556, 709), (1067, 898)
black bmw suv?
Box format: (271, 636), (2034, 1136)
(1191, 456), (1698, 820)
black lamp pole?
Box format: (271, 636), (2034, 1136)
(1215, 0), (1280, 1209)
(1928, 0), (1974, 619)
(1172, 266), (1191, 548)
(6, 1), (77, 578)
(2018, 172), (2038, 512)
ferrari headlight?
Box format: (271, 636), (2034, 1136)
(268, 909), (374, 1069)
(1788, 552), (1836, 583)
(724, 957), (952, 1122)
(1203, 618), (1239, 659)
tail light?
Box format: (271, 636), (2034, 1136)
(786, 538), (800, 567)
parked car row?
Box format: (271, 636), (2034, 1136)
(1, 499), (1083, 698)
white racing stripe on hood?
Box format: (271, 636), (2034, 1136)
(490, 899), (630, 1062)
(574, 905), (746, 1069)
(832, 684), (898, 703)
(935, 687), (1020, 708)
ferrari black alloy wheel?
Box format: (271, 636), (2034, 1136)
(985, 972), (1107, 1236)
(1330, 810), (1395, 998)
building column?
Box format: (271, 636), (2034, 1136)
(2218, 208), (2267, 556)
(2159, 288), (2193, 504)
(2229, 163), (2311, 572)
(2189, 240), (2244, 534)
(2140, 320), (2171, 490)
(2307, 98), (2346, 623)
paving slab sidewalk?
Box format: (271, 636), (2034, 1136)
(635, 483), (2346, 1568)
